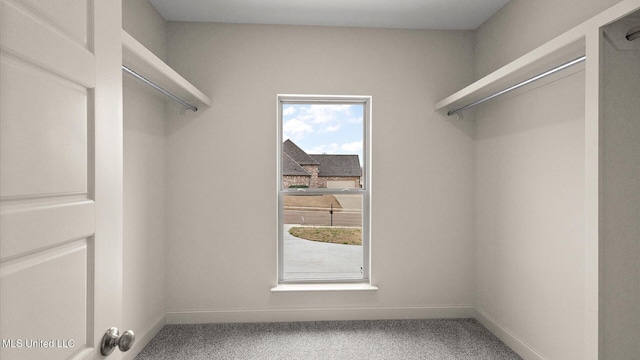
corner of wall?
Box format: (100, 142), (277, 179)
(474, 0), (623, 79)
(474, 308), (549, 360)
(123, 313), (167, 360)
(122, 0), (168, 62)
(122, 0), (170, 354)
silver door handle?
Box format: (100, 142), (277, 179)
(100, 327), (135, 356)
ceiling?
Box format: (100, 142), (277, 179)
(148, 0), (511, 30)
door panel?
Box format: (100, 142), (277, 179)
(20, 0), (88, 44)
(0, 0), (122, 359)
(0, 0), (94, 87)
(1, 56), (88, 198)
(1, 242), (88, 360)
(0, 199), (94, 259)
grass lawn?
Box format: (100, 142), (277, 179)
(284, 194), (342, 210)
(289, 226), (362, 245)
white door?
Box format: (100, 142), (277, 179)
(1, 1), (124, 359)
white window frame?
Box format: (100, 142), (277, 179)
(277, 94), (371, 284)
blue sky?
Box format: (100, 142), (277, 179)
(282, 104), (364, 164)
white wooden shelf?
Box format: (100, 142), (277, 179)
(434, 24), (587, 115)
(122, 30), (211, 109)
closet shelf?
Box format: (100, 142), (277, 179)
(122, 30), (211, 109)
(434, 24), (586, 116)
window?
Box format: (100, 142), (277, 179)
(278, 95), (371, 283)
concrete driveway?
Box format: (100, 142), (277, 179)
(282, 224), (363, 280)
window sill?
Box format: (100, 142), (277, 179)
(271, 283), (378, 292)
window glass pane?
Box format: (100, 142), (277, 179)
(282, 103), (364, 190)
(283, 194), (363, 280)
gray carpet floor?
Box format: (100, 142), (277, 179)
(135, 319), (522, 359)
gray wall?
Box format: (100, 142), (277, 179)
(475, 0), (623, 78)
(474, 71), (586, 360)
(120, 1), (638, 358)
(601, 38), (640, 360)
(122, 0), (167, 357)
(472, 0), (624, 359)
(123, 0), (167, 61)
(163, 22), (477, 319)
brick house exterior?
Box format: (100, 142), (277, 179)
(283, 140), (361, 188)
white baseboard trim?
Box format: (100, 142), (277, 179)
(474, 307), (548, 360)
(123, 313), (167, 360)
(166, 305), (475, 324)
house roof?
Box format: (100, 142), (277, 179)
(283, 139), (319, 165)
(282, 153), (311, 176)
(283, 140), (362, 178)
(309, 154), (362, 177)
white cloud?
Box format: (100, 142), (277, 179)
(341, 141), (362, 152)
(282, 104), (363, 147)
(308, 141), (362, 155)
(301, 104), (354, 124)
(320, 124), (341, 133)
(283, 118), (313, 141)
(283, 106), (296, 116)
(309, 143), (340, 154)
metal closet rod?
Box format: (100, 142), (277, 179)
(627, 28), (640, 41)
(122, 65), (198, 112)
(447, 55), (586, 116)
